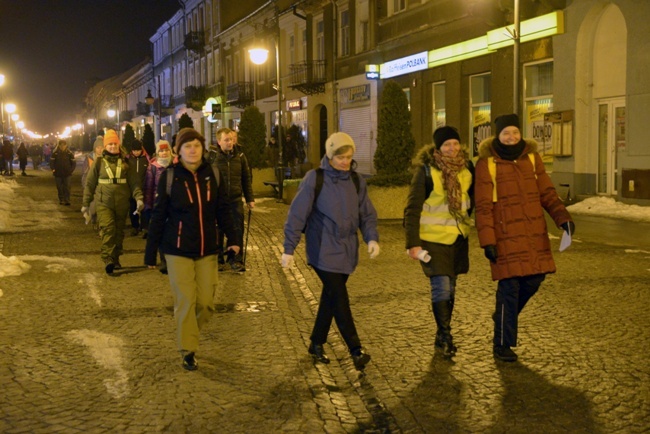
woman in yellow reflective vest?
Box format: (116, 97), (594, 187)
(82, 129), (144, 274)
(404, 126), (474, 358)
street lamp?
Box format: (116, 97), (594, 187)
(107, 108), (120, 138)
(6, 103), (16, 137)
(249, 36), (284, 200)
(249, 48), (269, 104)
(87, 118), (97, 136)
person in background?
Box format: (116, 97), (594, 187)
(43, 143), (52, 164)
(82, 129), (143, 274)
(50, 139), (76, 205)
(282, 132), (379, 371)
(126, 139), (149, 236)
(29, 142), (43, 169)
(2, 139), (14, 175)
(17, 142), (28, 176)
(142, 139), (172, 271)
(474, 113), (575, 362)
(207, 127), (254, 272)
(404, 126), (474, 358)
(81, 138), (106, 230)
(145, 128), (240, 371)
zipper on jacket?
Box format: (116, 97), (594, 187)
(184, 181), (193, 203)
(177, 221), (183, 248)
(193, 172), (205, 256)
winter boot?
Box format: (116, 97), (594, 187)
(432, 300), (456, 357)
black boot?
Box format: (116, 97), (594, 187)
(308, 342), (330, 364)
(432, 300), (456, 357)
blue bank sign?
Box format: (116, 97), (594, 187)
(380, 51), (428, 79)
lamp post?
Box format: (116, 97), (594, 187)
(6, 103), (16, 138)
(145, 82), (162, 142)
(87, 118), (96, 136)
(249, 48), (269, 105)
(107, 108), (120, 138)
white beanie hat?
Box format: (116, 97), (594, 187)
(156, 140), (171, 153)
(325, 132), (356, 159)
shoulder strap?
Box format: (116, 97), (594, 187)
(313, 168), (324, 203)
(423, 165), (433, 198)
(351, 171), (360, 194)
(166, 167), (174, 196)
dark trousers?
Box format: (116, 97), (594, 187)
(310, 268), (361, 353)
(493, 274), (545, 347)
(217, 200), (244, 261)
(55, 176), (71, 203)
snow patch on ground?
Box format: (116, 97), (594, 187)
(0, 254), (32, 277)
(66, 329), (129, 399)
(568, 197), (650, 223)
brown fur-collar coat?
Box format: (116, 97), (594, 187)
(474, 137), (572, 281)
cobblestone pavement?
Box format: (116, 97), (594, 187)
(0, 168), (648, 433)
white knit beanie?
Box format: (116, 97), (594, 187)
(325, 132), (356, 159)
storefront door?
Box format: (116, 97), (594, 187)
(597, 98), (626, 195)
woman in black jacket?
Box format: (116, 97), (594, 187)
(145, 128), (240, 371)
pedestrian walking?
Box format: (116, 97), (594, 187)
(17, 142), (28, 176)
(29, 143), (42, 169)
(144, 128), (240, 371)
(141, 139), (172, 272)
(126, 139), (149, 236)
(2, 139), (14, 175)
(206, 127), (254, 272)
(282, 132), (379, 371)
(50, 139), (76, 205)
(403, 126), (475, 358)
(43, 143), (52, 164)
(81, 129), (144, 274)
(474, 113), (575, 362)
(81, 137), (106, 230)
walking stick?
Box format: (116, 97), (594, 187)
(242, 208), (252, 267)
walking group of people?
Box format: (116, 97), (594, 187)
(0, 140), (50, 176)
(281, 113), (574, 373)
(76, 112), (573, 372)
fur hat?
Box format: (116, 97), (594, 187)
(156, 140), (170, 153)
(325, 132), (355, 159)
(174, 128), (205, 154)
(433, 126), (461, 149)
(494, 114), (520, 137)
(103, 129), (120, 145)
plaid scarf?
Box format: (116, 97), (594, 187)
(432, 150), (468, 220)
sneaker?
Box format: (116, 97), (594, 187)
(493, 345), (518, 362)
(105, 261), (115, 275)
(182, 352), (198, 371)
(351, 348), (371, 370)
(230, 261), (246, 273)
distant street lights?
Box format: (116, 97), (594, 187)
(6, 103), (16, 137)
(107, 108), (120, 139)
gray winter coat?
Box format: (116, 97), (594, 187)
(283, 156), (379, 275)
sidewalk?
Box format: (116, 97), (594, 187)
(0, 167), (648, 433)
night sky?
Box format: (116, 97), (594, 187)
(0, 0), (181, 135)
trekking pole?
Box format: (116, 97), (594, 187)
(242, 208), (252, 267)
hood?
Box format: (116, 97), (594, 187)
(412, 143), (470, 170)
(477, 137), (539, 160)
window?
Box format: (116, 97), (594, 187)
(392, 0), (406, 15)
(432, 82), (446, 132)
(340, 9), (350, 57)
(359, 21), (369, 53)
(524, 60), (554, 155)
(469, 73), (492, 157)
(315, 18), (325, 60)
(289, 33), (295, 65)
(302, 29), (307, 62)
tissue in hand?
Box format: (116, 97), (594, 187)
(417, 250), (431, 263)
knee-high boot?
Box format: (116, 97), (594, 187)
(433, 300), (456, 357)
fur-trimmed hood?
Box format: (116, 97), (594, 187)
(477, 137), (539, 160)
(412, 143), (470, 170)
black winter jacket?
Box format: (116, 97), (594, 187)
(207, 146), (254, 204)
(144, 161), (238, 264)
(50, 147), (76, 177)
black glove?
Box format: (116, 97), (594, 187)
(484, 245), (498, 263)
(561, 221), (576, 235)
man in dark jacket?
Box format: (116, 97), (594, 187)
(50, 139), (76, 205)
(2, 139), (14, 175)
(207, 128), (254, 271)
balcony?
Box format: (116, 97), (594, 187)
(288, 60), (327, 95)
(206, 81), (223, 98)
(185, 85), (207, 111)
(226, 82), (253, 109)
(184, 31), (205, 53)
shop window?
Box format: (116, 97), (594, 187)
(340, 9), (350, 57)
(524, 60), (554, 157)
(432, 81), (446, 132)
(470, 73), (491, 157)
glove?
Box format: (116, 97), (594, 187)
(281, 253), (294, 268)
(81, 206), (88, 214)
(484, 245), (498, 263)
(368, 240), (380, 259)
(136, 199), (144, 213)
(560, 221), (575, 236)
(81, 206), (91, 225)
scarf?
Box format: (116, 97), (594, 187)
(432, 149), (468, 220)
(493, 138), (526, 161)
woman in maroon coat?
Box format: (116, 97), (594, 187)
(475, 114), (574, 362)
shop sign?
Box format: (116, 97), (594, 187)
(287, 99), (303, 111)
(380, 51), (428, 79)
(340, 84), (370, 104)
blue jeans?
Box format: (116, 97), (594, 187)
(429, 275), (457, 304)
